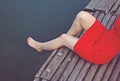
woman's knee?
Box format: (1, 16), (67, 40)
(76, 11), (90, 21)
(60, 34), (68, 40)
(76, 11), (95, 22)
(60, 34), (72, 43)
(76, 11), (96, 30)
(60, 34), (78, 50)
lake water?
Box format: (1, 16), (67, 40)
(0, 0), (90, 81)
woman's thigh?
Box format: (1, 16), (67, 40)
(77, 11), (96, 30)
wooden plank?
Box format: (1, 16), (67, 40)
(97, 12), (105, 21)
(41, 79), (47, 81)
(41, 47), (69, 80)
(116, 5), (120, 15)
(110, 0), (120, 15)
(101, 13), (112, 27)
(95, 0), (117, 13)
(51, 51), (74, 81)
(67, 59), (85, 81)
(108, 0), (120, 27)
(109, 55), (120, 81)
(34, 50), (58, 81)
(118, 73), (120, 81)
(93, 63), (109, 81)
(59, 54), (79, 81)
(83, 64), (99, 81)
(107, 15), (117, 29)
(94, 11), (100, 18)
(85, 0), (101, 12)
(76, 62), (91, 81)
(34, 78), (39, 81)
(101, 55), (119, 81)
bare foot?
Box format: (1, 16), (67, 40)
(27, 37), (42, 52)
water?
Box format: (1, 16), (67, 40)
(0, 0), (90, 81)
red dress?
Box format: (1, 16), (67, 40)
(74, 15), (120, 64)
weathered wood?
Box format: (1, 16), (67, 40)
(106, 0), (120, 28)
(85, 0), (101, 12)
(34, 50), (58, 80)
(116, 5), (120, 15)
(51, 51), (74, 81)
(118, 73), (120, 81)
(101, 13), (112, 28)
(95, 0), (117, 13)
(94, 11), (100, 18)
(101, 55), (119, 81)
(67, 59), (85, 81)
(41, 79), (47, 81)
(59, 54), (79, 81)
(110, 0), (120, 15)
(41, 47), (69, 80)
(76, 62), (91, 81)
(83, 64), (99, 81)
(93, 63), (109, 81)
(97, 12), (105, 21)
(107, 15), (116, 29)
(109, 55), (120, 81)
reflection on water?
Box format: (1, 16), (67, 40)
(0, 0), (90, 81)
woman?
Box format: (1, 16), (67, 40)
(27, 11), (120, 64)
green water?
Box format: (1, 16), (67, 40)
(0, 0), (90, 81)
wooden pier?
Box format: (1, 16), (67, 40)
(34, 0), (120, 81)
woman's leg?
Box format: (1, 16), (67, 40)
(27, 34), (79, 52)
(67, 11), (96, 36)
(27, 11), (96, 52)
